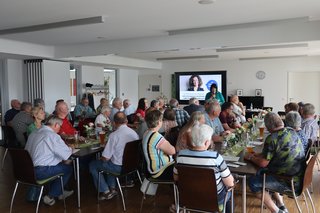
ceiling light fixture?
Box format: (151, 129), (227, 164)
(0, 16), (105, 35)
(217, 43), (308, 52)
(198, 0), (215, 4)
(157, 55), (219, 61)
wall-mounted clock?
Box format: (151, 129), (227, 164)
(256, 71), (266, 80)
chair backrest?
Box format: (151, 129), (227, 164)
(166, 126), (180, 147)
(305, 139), (314, 160)
(122, 139), (142, 174)
(9, 148), (38, 185)
(301, 152), (318, 192)
(3, 126), (17, 148)
(176, 165), (220, 212)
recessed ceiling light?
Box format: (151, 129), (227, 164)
(97, 36), (106, 39)
(198, 0), (215, 5)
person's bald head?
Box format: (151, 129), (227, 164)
(11, 99), (21, 110)
(113, 112), (128, 127)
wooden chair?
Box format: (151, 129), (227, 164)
(97, 139), (142, 211)
(9, 148), (66, 213)
(261, 153), (318, 213)
(175, 165), (234, 213)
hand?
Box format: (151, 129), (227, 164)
(79, 136), (86, 142)
(244, 153), (254, 161)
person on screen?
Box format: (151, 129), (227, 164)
(187, 75), (204, 91)
(205, 83), (225, 105)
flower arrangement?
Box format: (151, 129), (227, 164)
(225, 126), (247, 146)
(84, 122), (95, 138)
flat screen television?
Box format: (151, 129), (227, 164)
(175, 71), (227, 105)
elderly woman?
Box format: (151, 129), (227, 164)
(142, 110), (175, 180)
(175, 111), (205, 152)
(94, 106), (112, 136)
(285, 111), (308, 152)
(27, 106), (46, 136)
(162, 108), (177, 138)
(229, 95), (246, 123)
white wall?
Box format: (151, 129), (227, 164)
(159, 56), (320, 112)
(43, 60), (70, 112)
(117, 68), (139, 108)
(6, 59), (24, 105)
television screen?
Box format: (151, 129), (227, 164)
(175, 71), (227, 105)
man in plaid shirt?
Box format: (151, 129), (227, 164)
(169, 98), (190, 127)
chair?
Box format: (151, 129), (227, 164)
(261, 153), (318, 213)
(9, 149), (66, 213)
(1, 126), (17, 170)
(140, 155), (177, 213)
(175, 165), (234, 213)
(97, 139), (142, 211)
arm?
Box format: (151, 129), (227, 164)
(244, 152), (269, 168)
(222, 175), (234, 188)
(158, 139), (176, 155)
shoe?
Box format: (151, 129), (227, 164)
(99, 190), (118, 200)
(279, 205), (289, 213)
(43, 195), (55, 206)
(121, 180), (135, 188)
(58, 190), (74, 200)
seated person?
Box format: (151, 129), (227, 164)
(89, 112), (139, 200)
(56, 101), (76, 136)
(162, 108), (177, 138)
(245, 112), (305, 213)
(25, 115), (74, 206)
(174, 124), (234, 212)
(96, 98), (109, 115)
(187, 75), (204, 91)
(73, 97), (96, 122)
(27, 106), (46, 136)
(183, 97), (204, 116)
(169, 98), (190, 127)
(219, 102), (240, 132)
(176, 111), (205, 152)
(110, 97), (123, 122)
(11, 102), (34, 147)
(229, 95), (246, 123)
(301, 103), (319, 142)
(4, 99), (21, 126)
(142, 110), (175, 180)
(135, 97), (148, 120)
(94, 106), (112, 136)
(284, 102), (299, 114)
(123, 99), (135, 116)
(285, 111), (308, 152)
(204, 100), (230, 143)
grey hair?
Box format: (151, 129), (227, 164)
(45, 115), (63, 126)
(285, 111), (301, 129)
(169, 98), (179, 108)
(101, 106), (112, 114)
(264, 112), (284, 131)
(189, 97), (198, 105)
(191, 124), (213, 147)
(34, 98), (45, 107)
(302, 103), (315, 116)
(112, 97), (122, 107)
(205, 100), (220, 113)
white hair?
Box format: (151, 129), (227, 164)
(191, 124), (213, 147)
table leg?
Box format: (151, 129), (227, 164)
(242, 175), (246, 213)
(76, 158), (80, 208)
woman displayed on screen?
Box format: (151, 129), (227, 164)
(205, 83), (225, 104)
(187, 75), (204, 91)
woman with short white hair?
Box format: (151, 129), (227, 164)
(95, 106), (112, 136)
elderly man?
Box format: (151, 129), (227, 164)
(11, 102), (33, 147)
(174, 124), (234, 212)
(219, 102), (240, 132)
(204, 100), (229, 142)
(301, 103), (319, 142)
(4, 99), (21, 126)
(169, 98), (189, 127)
(89, 112), (139, 200)
(56, 101), (77, 136)
(25, 115), (74, 206)
(245, 112), (305, 213)
(183, 97), (204, 116)
(74, 97), (96, 121)
(286, 111), (308, 152)
(96, 98), (109, 115)
(110, 97), (123, 121)
(123, 99), (135, 116)
(229, 95), (246, 123)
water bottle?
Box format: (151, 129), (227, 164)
(250, 103), (253, 110)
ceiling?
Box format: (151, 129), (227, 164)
(1, 0), (320, 61)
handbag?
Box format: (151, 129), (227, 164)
(140, 178), (158, 195)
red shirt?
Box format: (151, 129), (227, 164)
(59, 117), (76, 135)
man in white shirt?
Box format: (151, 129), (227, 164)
(110, 97), (123, 121)
(89, 112), (139, 200)
(25, 115), (74, 206)
(123, 99), (136, 116)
